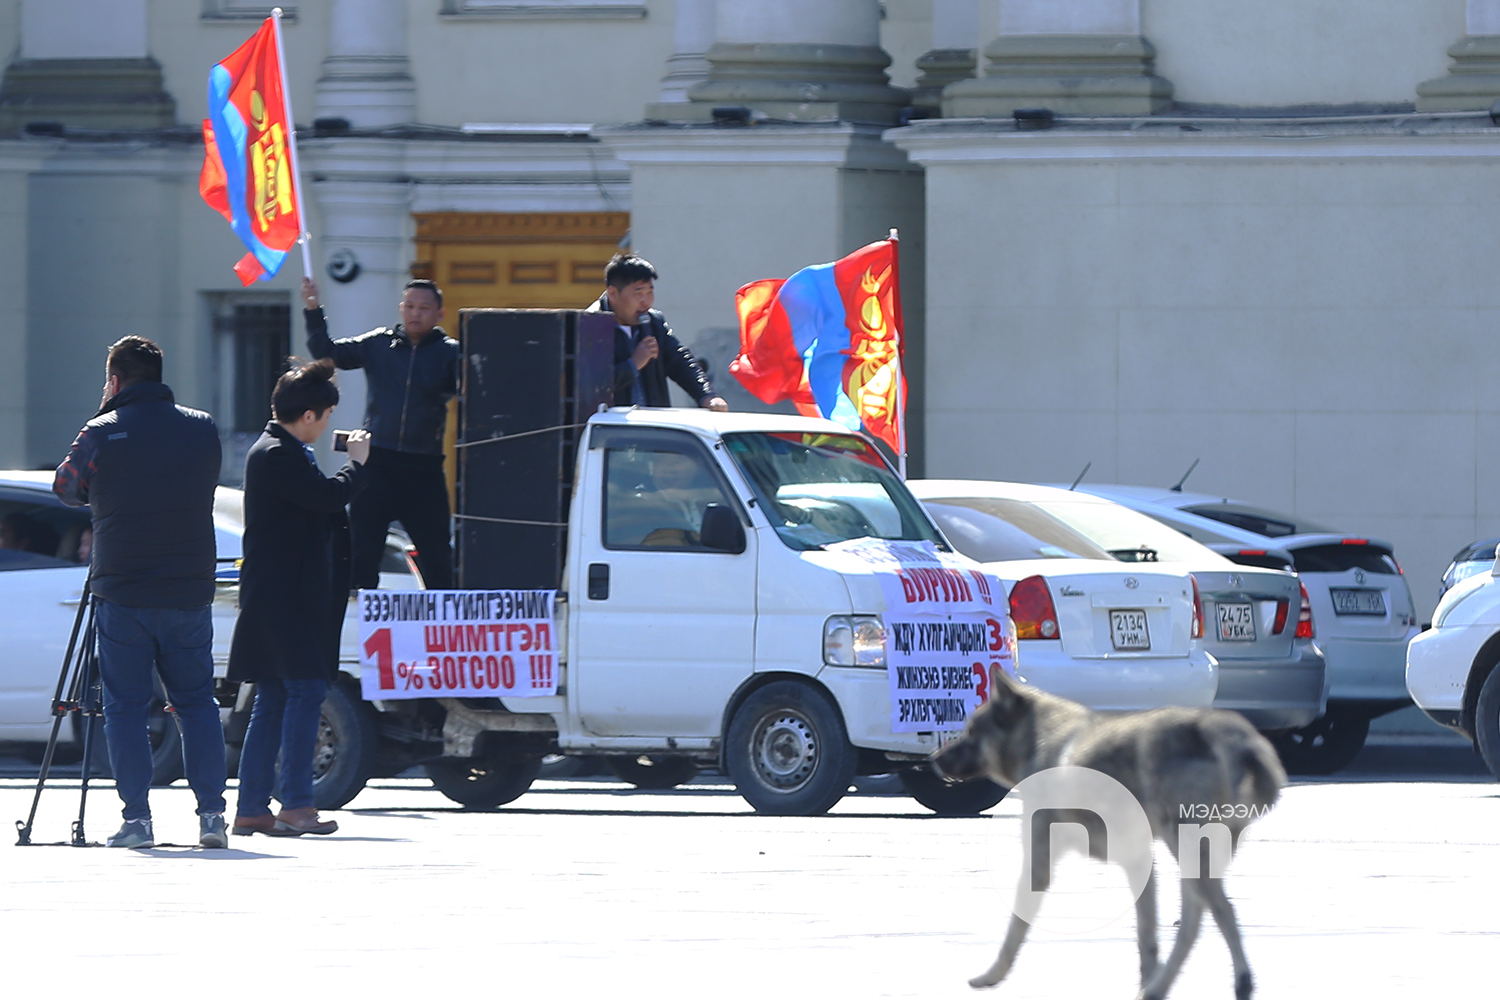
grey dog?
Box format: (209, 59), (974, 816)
(933, 672), (1285, 1000)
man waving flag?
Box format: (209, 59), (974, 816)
(199, 11), (309, 285)
(729, 236), (908, 473)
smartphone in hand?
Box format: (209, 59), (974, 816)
(333, 429), (351, 452)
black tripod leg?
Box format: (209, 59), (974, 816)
(72, 600), (102, 847)
(15, 581), (92, 846)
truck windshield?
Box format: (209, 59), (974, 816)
(723, 432), (945, 551)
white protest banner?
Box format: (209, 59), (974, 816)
(886, 612), (1015, 732)
(822, 538), (1017, 732)
(358, 589), (557, 701)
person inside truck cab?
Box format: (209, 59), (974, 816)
(607, 447), (725, 549)
(586, 253), (729, 412)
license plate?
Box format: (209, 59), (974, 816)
(1109, 609), (1151, 650)
(1217, 603), (1256, 642)
(1330, 588), (1386, 616)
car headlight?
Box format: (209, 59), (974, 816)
(824, 615), (886, 667)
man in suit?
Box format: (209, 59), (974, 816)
(228, 359), (370, 837)
(586, 253), (729, 411)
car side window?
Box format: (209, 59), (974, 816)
(603, 439), (736, 552)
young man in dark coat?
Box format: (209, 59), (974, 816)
(585, 253), (729, 410)
(228, 360), (370, 837)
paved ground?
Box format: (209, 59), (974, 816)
(2, 751), (1495, 1000)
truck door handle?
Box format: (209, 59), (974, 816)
(587, 563), (609, 601)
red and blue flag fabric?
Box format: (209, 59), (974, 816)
(199, 18), (301, 286)
(730, 238), (906, 454)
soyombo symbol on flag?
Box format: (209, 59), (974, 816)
(199, 15), (305, 285)
(729, 237), (906, 462)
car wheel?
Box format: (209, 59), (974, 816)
(1475, 666), (1500, 782)
(426, 751), (541, 809)
(1269, 705), (1370, 776)
(605, 754), (700, 789)
(898, 765), (1008, 815)
(310, 682), (378, 810)
(726, 680), (857, 816)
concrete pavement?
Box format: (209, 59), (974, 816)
(1, 772), (1495, 999)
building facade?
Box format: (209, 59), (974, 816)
(1, 0), (1496, 614)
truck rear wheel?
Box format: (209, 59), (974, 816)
(311, 682), (378, 811)
(899, 766), (1008, 815)
(726, 681), (856, 816)
(606, 754), (700, 789)
(427, 751), (541, 809)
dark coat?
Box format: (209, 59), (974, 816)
(227, 423), (368, 683)
(305, 308), (459, 456)
(53, 381), (220, 608)
(586, 293), (716, 407)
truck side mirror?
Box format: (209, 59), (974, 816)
(700, 504), (746, 554)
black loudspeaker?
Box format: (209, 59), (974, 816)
(457, 309), (615, 590)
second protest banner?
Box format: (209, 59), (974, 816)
(358, 589), (557, 701)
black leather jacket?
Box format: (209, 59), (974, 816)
(305, 308), (459, 455)
(586, 294), (717, 407)
(54, 382), (221, 608)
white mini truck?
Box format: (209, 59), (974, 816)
(314, 409), (1018, 816)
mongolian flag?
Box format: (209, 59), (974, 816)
(199, 16), (304, 285)
(729, 238), (907, 459)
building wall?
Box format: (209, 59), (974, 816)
(911, 137), (1500, 617)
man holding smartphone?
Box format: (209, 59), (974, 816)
(228, 359), (369, 837)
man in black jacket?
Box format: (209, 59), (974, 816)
(228, 360), (369, 837)
(303, 277), (458, 591)
(54, 336), (228, 849)
(585, 253), (728, 411)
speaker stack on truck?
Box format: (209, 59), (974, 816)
(456, 310), (615, 591)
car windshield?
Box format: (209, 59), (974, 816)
(1182, 502), (1335, 538)
(1030, 499), (1231, 565)
(922, 497), (1113, 563)
(723, 432), (944, 551)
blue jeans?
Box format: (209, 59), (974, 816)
(95, 601), (227, 821)
(235, 677), (329, 815)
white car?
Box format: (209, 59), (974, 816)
(908, 481), (1217, 711)
(914, 482), (1324, 742)
(0, 470), (414, 797)
(1065, 484), (1417, 773)
(1407, 563), (1500, 781)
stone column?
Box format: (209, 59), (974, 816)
(652, 0), (717, 108)
(0, 0), (174, 130)
(658, 0), (908, 123)
(315, 0), (417, 128)
(912, 0), (980, 113)
(1417, 1), (1500, 110)
(943, 0), (1172, 117)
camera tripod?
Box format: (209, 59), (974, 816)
(15, 578), (107, 847)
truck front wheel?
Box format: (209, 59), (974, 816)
(427, 751), (541, 809)
(726, 681), (857, 816)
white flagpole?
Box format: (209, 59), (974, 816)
(889, 227), (907, 479)
(271, 8), (313, 279)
